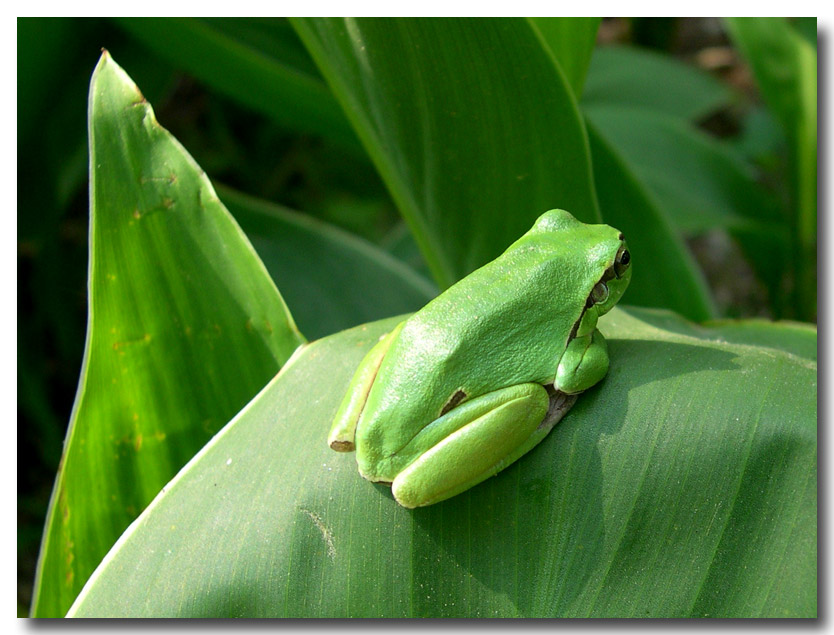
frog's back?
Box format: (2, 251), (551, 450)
(397, 234), (592, 392)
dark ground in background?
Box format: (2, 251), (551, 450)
(15, 17), (786, 615)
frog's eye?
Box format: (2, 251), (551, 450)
(615, 245), (631, 278)
(591, 281), (609, 305)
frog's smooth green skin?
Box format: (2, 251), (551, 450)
(329, 209), (631, 508)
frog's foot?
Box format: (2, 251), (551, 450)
(541, 386), (578, 431)
(390, 383), (573, 508)
(554, 329), (609, 394)
(328, 322), (405, 452)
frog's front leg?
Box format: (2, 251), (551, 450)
(391, 383), (570, 508)
(554, 328), (609, 395)
(328, 322), (405, 451)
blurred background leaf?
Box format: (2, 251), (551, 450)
(582, 44), (732, 119)
(580, 19), (815, 321)
(586, 106), (782, 234)
(585, 106), (789, 314)
(724, 17), (816, 320)
(113, 17), (360, 149)
(584, 122), (716, 321)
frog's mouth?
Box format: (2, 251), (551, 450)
(587, 241), (631, 313)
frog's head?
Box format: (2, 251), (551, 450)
(530, 209), (631, 331)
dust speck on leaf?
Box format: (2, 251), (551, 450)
(301, 508), (336, 559)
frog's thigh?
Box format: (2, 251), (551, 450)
(555, 329), (609, 395)
(391, 383), (550, 508)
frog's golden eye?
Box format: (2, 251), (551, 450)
(615, 245), (631, 278)
(591, 281), (609, 304)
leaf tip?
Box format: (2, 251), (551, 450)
(90, 49), (145, 108)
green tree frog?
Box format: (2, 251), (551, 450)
(329, 209), (631, 508)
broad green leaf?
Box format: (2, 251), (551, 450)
(703, 319), (816, 362)
(68, 307), (815, 617)
(113, 17), (358, 148)
(31, 52), (305, 617)
(586, 105), (789, 309)
(725, 17), (817, 320)
(582, 44), (731, 120)
(528, 17), (601, 96)
(586, 121), (716, 321)
(291, 17), (601, 288)
(217, 185), (437, 339)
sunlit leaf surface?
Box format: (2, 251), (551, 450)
(31, 53), (305, 617)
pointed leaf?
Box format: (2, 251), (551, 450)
(31, 52), (305, 617)
(68, 308), (815, 617)
(585, 106), (783, 234)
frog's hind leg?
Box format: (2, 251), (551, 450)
(328, 322), (404, 451)
(391, 384), (575, 508)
